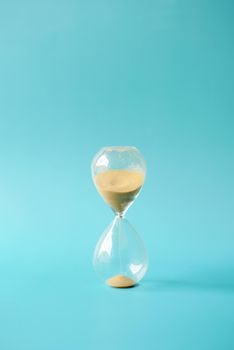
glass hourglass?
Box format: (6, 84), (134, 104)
(91, 146), (148, 288)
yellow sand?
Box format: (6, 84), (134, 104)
(95, 169), (144, 214)
(106, 275), (136, 288)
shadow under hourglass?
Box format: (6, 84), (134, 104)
(137, 265), (234, 294)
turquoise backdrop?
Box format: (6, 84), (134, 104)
(0, 0), (234, 349)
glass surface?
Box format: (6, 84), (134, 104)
(91, 146), (148, 288)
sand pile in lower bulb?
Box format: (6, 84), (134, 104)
(106, 275), (136, 288)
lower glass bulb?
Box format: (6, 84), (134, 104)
(93, 216), (148, 288)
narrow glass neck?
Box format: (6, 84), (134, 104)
(117, 212), (125, 219)
(111, 208), (126, 219)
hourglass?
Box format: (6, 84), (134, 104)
(91, 146), (148, 288)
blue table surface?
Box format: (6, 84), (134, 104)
(0, 0), (234, 349)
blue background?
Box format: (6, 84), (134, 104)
(0, 0), (234, 349)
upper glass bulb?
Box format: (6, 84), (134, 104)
(91, 146), (147, 216)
